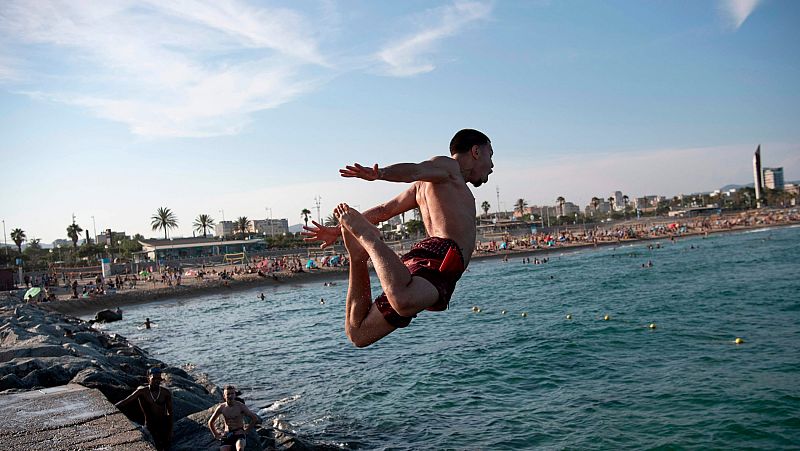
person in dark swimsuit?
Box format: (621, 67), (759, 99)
(115, 367), (173, 451)
(303, 129), (494, 347)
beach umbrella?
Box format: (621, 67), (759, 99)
(24, 287), (41, 300)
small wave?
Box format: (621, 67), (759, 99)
(743, 227), (772, 234)
(261, 394), (301, 413)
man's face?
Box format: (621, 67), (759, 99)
(148, 373), (162, 387)
(471, 143), (494, 187)
(224, 388), (236, 403)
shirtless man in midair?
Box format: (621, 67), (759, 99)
(303, 129), (494, 347)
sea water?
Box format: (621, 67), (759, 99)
(100, 226), (800, 449)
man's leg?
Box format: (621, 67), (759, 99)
(341, 224), (396, 347)
(335, 203), (439, 317)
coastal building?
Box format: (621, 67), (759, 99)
(613, 191), (624, 211)
(763, 167), (784, 190)
(253, 218), (289, 236)
(215, 221), (235, 237)
(560, 202), (580, 216)
(753, 145), (763, 207)
(136, 237), (267, 262)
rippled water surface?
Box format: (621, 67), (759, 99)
(101, 226), (800, 449)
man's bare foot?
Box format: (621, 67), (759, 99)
(342, 225), (368, 263)
(334, 203), (380, 241)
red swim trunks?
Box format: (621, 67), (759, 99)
(374, 237), (465, 328)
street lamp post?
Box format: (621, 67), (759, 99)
(2, 219), (7, 256)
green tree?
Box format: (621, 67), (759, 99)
(193, 214), (215, 238)
(151, 207), (178, 239)
(405, 219), (425, 237)
(66, 223), (83, 249)
(481, 201), (491, 217)
(514, 198), (528, 216)
(324, 214), (339, 227)
(10, 228), (25, 253)
(235, 216), (251, 238)
(556, 196), (566, 217)
(301, 208), (312, 228)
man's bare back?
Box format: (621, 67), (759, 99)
(303, 129), (494, 347)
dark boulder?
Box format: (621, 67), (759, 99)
(94, 309), (123, 323)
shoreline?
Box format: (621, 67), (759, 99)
(39, 219), (799, 317)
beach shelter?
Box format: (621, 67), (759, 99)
(23, 287), (41, 300)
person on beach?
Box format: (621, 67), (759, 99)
(115, 367), (173, 451)
(303, 129), (494, 347)
(208, 385), (261, 451)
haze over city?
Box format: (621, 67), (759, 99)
(1, 0), (798, 243)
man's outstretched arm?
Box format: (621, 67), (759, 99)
(339, 156), (458, 184)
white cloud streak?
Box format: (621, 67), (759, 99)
(719, 0), (763, 30)
(376, 1), (493, 77)
(0, 0), (328, 137)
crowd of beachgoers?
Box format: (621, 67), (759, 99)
(11, 207), (798, 306)
(481, 208), (798, 252)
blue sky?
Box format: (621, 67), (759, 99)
(1, 0), (798, 243)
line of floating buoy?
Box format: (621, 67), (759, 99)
(734, 337), (745, 345)
(603, 314), (611, 321)
(649, 323), (656, 329)
(565, 314), (572, 320)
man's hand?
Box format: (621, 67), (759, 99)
(340, 163), (380, 181)
(301, 220), (341, 249)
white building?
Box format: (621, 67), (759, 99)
(763, 167), (784, 190)
(215, 221), (235, 237)
(253, 218), (289, 236)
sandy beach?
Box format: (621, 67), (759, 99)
(33, 209), (798, 318)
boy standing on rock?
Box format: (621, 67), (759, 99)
(208, 384), (261, 451)
(115, 367), (174, 451)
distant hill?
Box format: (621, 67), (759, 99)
(288, 223), (305, 233)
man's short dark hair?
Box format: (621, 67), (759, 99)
(449, 129), (490, 155)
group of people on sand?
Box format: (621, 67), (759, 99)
(116, 367), (260, 451)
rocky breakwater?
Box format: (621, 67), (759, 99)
(0, 299), (337, 450)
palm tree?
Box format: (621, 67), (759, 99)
(10, 228), (25, 253)
(556, 196), (566, 217)
(622, 195), (629, 208)
(66, 223), (83, 249)
(324, 214), (339, 227)
(607, 196), (616, 212)
(235, 216), (251, 238)
(481, 201), (491, 218)
(151, 207), (178, 240)
(193, 214), (215, 238)
(514, 198), (528, 216)
(301, 208), (312, 228)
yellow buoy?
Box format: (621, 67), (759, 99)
(649, 323), (656, 329)
(734, 337), (744, 345)
(521, 312), (528, 317)
(603, 314), (611, 321)
(566, 314), (572, 320)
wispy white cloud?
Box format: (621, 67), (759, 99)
(376, 1), (493, 77)
(0, 0), (329, 137)
(0, 0), (494, 136)
(718, 0), (763, 30)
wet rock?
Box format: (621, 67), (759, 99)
(95, 308), (123, 323)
